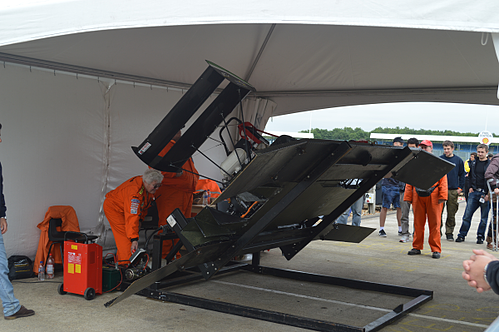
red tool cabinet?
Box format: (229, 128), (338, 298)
(58, 241), (102, 300)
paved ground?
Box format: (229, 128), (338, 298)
(4, 200), (499, 331)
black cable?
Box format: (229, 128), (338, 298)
(205, 135), (224, 145)
(237, 88), (252, 162)
(167, 162), (225, 185)
(220, 116), (241, 157)
(193, 146), (233, 180)
(144, 225), (167, 251)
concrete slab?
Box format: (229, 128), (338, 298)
(4, 200), (498, 331)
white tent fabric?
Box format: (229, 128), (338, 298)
(1, 5), (499, 115)
(2, 0), (499, 47)
(1, 0), (499, 255)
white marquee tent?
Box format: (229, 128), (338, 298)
(1, 0), (499, 256)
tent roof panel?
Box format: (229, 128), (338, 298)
(2, 0), (499, 47)
(1, 1), (499, 117)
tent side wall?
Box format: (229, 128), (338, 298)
(0, 65), (183, 255)
(1, 65), (107, 255)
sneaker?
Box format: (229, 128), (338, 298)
(4, 306), (35, 320)
(398, 231), (403, 236)
(399, 235), (410, 243)
(408, 248), (421, 255)
(379, 229), (387, 237)
(432, 252), (441, 259)
(446, 234), (454, 241)
(455, 237), (465, 243)
(477, 238), (484, 244)
(487, 243), (493, 250)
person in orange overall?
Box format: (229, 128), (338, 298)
(154, 131), (199, 259)
(405, 140), (448, 259)
(194, 179), (222, 202)
(103, 169), (163, 264)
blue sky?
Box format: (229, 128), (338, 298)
(264, 102), (499, 135)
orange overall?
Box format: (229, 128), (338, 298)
(194, 179), (222, 201)
(154, 140), (199, 258)
(33, 205), (81, 273)
(103, 176), (154, 264)
(405, 176), (448, 253)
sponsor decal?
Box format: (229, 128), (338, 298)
(167, 215), (177, 227)
(138, 142), (151, 155)
(131, 198), (139, 214)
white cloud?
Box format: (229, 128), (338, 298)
(264, 102), (499, 134)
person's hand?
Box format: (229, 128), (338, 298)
(485, 194), (490, 202)
(470, 249), (496, 261)
(457, 188), (462, 195)
(462, 249), (496, 292)
(0, 217), (7, 234)
(495, 188), (499, 195)
(438, 199), (446, 204)
(131, 240), (139, 254)
(469, 188), (474, 194)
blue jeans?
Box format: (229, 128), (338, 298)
(458, 191), (490, 240)
(336, 196), (365, 226)
(0, 231), (20, 316)
(382, 186), (401, 209)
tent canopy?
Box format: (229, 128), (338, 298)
(1, 0), (499, 256)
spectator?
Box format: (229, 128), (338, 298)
(405, 140), (448, 259)
(378, 137), (404, 237)
(0, 123), (35, 320)
(462, 249), (499, 293)
(336, 195), (365, 227)
(464, 152), (477, 201)
(399, 137), (419, 243)
(456, 144), (491, 244)
(485, 153), (499, 250)
(439, 140), (465, 241)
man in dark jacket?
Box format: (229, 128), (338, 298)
(439, 140), (465, 241)
(485, 153), (499, 249)
(0, 123), (35, 319)
(464, 152), (477, 201)
(456, 144), (491, 244)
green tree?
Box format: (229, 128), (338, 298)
(300, 127), (491, 141)
(301, 127), (370, 140)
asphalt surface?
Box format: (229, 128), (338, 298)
(4, 200), (498, 331)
